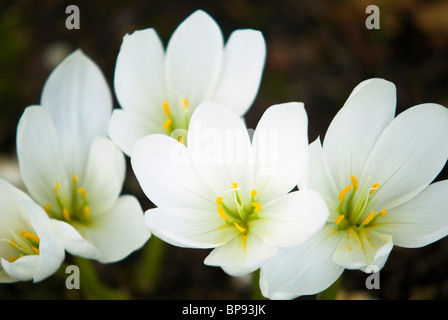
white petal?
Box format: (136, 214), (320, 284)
(165, 10), (223, 108)
(260, 225), (344, 299)
(131, 133), (216, 209)
(74, 195), (150, 263)
(332, 227), (393, 271)
(307, 137), (340, 216)
(377, 180), (448, 248)
(187, 101), (253, 197)
(108, 109), (165, 156)
(82, 137), (125, 215)
(16, 106), (68, 206)
(50, 219), (101, 260)
(204, 233), (278, 277)
(363, 103), (448, 211)
(33, 227), (65, 282)
(212, 29), (266, 116)
(323, 78), (396, 189)
(251, 189), (328, 247)
(41, 50), (112, 175)
(1, 255), (39, 282)
(114, 28), (166, 119)
(145, 207), (236, 249)
(252, 102), (309, 202)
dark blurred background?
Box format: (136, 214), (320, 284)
(1, 0), (448, 300)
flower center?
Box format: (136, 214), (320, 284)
(215, 182), (262, 240)
(3, 229), (40, 262)
(43, 175), (91, 224)
(162, 97), (192, 144)
(334, 175), (387, 232)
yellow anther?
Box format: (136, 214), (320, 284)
(217, 205), (228, 220)
(335, 214), (345, 225)
(10, 256), (17, 263)
(32, 246), (40, 255)
(216, 197), (224, 205)
(338, 185), (353, 202)
(72, 175), (78, 183)
(20, 231), (40, 243)
(370, 183), (380, 195)
(234, 222), (246, 233)
(44, 203), (52, 215)
(53, 182), (61, 193)
(162, 100), (171, 116)
(250, 190), (257, 197)
(163, 119), (172, 131)
(379, 209), (387, 217)
(84, 206), (91, 219)
(178, 136), (183, 144)
(362, 211), (375, 226)
(350, 175), (359, 191)
(182, 97), (189, 108)
(231, 182), (238, 189)
(77, 187), (87, 198)
(251, 202), (262, 213)
(62, 208), (70, 221)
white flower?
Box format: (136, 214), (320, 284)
(260, 78), (448, 299)
(16, 50), (150, 263)
(131, 101), (328, 276)
(0, 178), (64, 283)
(109, 9), (266, 155)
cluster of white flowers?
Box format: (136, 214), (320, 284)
(1, 10), (448, 300)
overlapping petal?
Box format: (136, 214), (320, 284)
(260, 225), (344, 299)
(323, 78), (396, 189)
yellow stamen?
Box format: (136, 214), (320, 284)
(53, 182), (61, 193)
(32, 246), (40, 255)
(250, 190), (257, 197)
(162, 100), (171, 116)
(251, 202), (262, 213)
(182, 97), (189, 108)
(178, 136), (183, 144)
(338, 185), (353, 202)
(234, 222), (246, 233)
(379, 209), (387, 217)
(163, 119), (172, 131)
(20, 231), (40, 243)
(335, 214), (345, 225)
(84, 206), (91, 219)
(217, 206), (228, 220)
(10, 256), (17, 263)
(77, 187), (87, 198)
(216, 197), (223, 205)
(231, 182), (238, 189)
(362, 211), (375, 226)
(370, 183), (380, 195)
(62, 208), (70, 221)
(44, 203), (52, 215)
(72, 175), (78, 183)
(350, 175), (359, 191)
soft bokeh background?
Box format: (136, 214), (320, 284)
(1, 0), (448, 299)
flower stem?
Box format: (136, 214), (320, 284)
(252, 269), (266, 300)
(73, 256), (130, 300)
(317, 272), (343, 300)
(134, 236), (166, 294)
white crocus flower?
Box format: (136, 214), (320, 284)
(0, 178), (64, 283)
(16, 50), (150, 263)
(131, 101), (328, 276)
(109, 9), (266, 155)
(260, 78), (448, 299)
